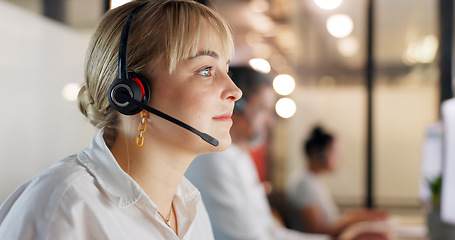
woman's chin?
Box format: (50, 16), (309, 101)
(209, 136), (232, 152)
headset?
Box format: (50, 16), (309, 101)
(108, 2), (149, 116)
(107, 2), (219, 147)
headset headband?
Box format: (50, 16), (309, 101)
(118, 2), (148, 81)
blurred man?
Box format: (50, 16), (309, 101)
(186, 66), (328, 240)
(186, 66), (389, 240)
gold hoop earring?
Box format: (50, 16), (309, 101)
(136, 110), (149, 146)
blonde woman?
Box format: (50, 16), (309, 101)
(0, 0), (241, 239)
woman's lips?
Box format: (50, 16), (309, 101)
(212, 112), (233, 122)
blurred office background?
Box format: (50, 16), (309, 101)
(0, 0), (447, 236)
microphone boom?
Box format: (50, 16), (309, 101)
(116, 93), (219, 147)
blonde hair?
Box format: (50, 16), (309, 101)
(78, 0), (234, 130)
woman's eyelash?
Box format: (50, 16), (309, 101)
(197, 66), (213, 77)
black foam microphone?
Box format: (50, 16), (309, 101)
(116, 92), (219, 147)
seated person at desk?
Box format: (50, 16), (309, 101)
(0, 1), (240, 238)
(286, 126), (388, 238)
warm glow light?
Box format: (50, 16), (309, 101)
(417, 35), (438, 63)
(245, 31), (263, 46)
(403, 34), (439, 65)
(337, 36), (359, 57)
(273, 74), (295, 95)
(249, 0), (270, 13)
(250, 14), (275, 33)
(314, 0), (343, 10)
(275, 98), (296, 118)
(111, 0), (132, 9)
(249, 58), (271, 73)
(326, 14), (353, 38)
(275, 24), (297, 53)
(62, 83), (81, 102)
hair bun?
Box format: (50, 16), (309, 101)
(304, 125), (334, 158)
(311, 126), (325, 137)
(77, 84), (117, 129)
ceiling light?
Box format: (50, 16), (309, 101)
(273, 74), (295, 95)
(337, 36), (359, 57)
(326, 14), (353, 38)
(314, 0), (343, 10)
(62, 83), (81, 102)
(110, 0), (132, 9)
(275, 98), (296, 118)
(249, 58), (271, 73)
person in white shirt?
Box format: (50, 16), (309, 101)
(286, 126), (388, 238)
(186, 66), (329, 240)
(0, 0), (241, 239)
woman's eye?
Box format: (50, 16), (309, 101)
(197, 67), (213, 77)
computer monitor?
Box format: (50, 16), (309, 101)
(441, 99), (455, 225)
(419, 121), (443, 203)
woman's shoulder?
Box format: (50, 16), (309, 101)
(5, 155), (88, 196)
(1, 154), (94, 207)
(21, 154), (91, 199)
(287, 170), (313, 187)
(0, 155), (98, 238)
(286, 171), (319, 198)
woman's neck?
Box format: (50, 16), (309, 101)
(309, 163), (325, 175)
(110, 131), (194, 223)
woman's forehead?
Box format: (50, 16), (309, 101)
(195, 24), (231, 60)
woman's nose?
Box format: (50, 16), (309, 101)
(222, 75), (242, 101)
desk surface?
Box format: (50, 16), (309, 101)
(393, 214), (427, 240)
(339, 214), (428, 240)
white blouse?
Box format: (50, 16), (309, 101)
(286, 170), (340, 231)
(186, 144), (329, 240)
(0, 129), (214, 240)
(286, 171), (340, 224)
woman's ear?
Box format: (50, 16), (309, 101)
(317, 150), (326, 163)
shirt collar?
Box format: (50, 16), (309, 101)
(173, 177), (202, 233)
(77, 128), (144, 207)
(76, 129), (202, 211)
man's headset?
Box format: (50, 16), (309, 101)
(107, 2), (219, 147)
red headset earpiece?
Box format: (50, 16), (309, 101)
(107, 2), (150, 115)
(108, 71), (150, 115)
